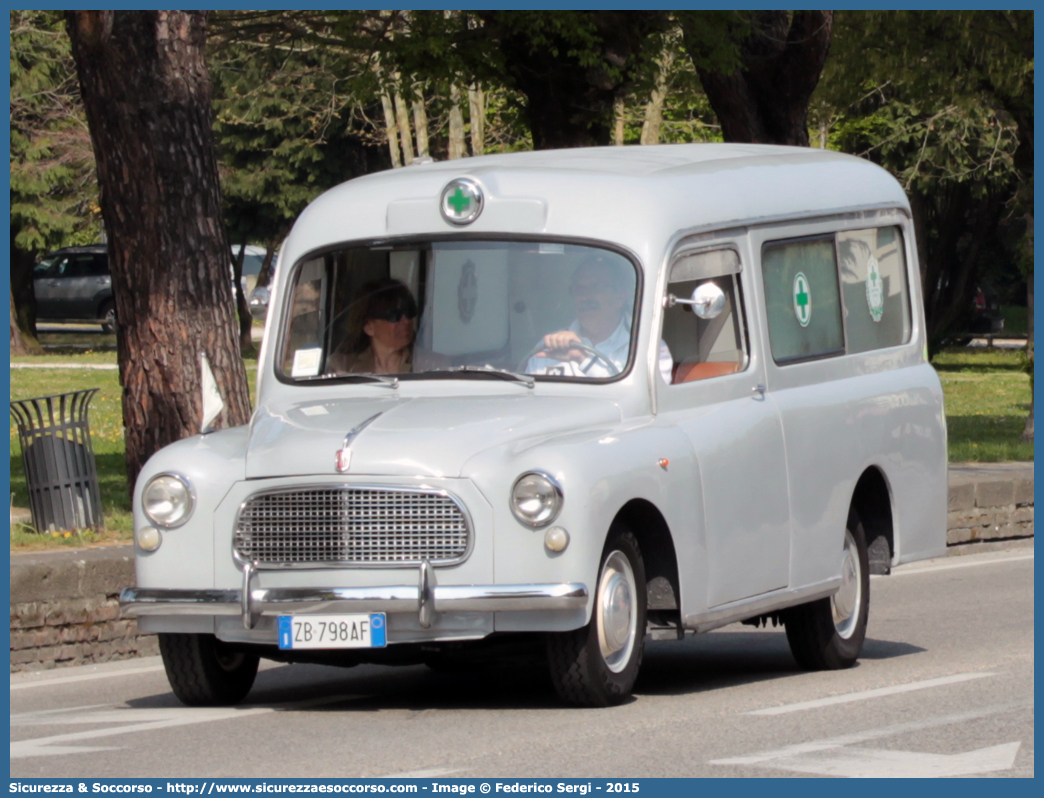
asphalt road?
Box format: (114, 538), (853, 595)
(10, 544), (1034, 778)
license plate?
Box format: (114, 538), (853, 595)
(277, 614), (387, 650)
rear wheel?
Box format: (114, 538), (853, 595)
(547, 525), (646, 707)
(158, 633), (259, 706)
(784, 509), (870, 670)
(99, 300), (116, 333)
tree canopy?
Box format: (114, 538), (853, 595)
(9, 10), (1032, 364)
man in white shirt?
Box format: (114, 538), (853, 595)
(528, 257), (672, 382)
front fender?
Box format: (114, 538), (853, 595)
(133, 426), (249, 590)
(91, 288), (113, 315)
(462, 418), (702, 630)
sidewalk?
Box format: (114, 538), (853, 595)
(10, 362), (118, 369)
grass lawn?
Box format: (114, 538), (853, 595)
(9, 344), (1031, 551)
(10, 341), (258, 551)
(933, 347), (1033, 463)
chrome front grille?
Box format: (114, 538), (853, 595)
(234, 486), (470, 567)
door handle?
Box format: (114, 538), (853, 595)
(752, 384), (766, 399)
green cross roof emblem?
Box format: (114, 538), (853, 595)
(447, 187), (471, 214)
(441, 179), (483, 225)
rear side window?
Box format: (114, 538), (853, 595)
(59, 254), (101, 279)
(839, 227), (911, 352)
(761, 236), (844, 363)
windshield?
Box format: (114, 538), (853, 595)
(277, 240), (640, 383)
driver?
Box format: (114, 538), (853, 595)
(527, 256), (672, 381)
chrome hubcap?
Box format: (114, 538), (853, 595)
(597, 551), (637, 673)
(831, 530), (862, 639)
(215, 648), (245, 672)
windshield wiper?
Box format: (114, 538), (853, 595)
(297, 373), (399, 388)
(448, 365), (535, 388)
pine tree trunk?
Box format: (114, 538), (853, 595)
(380, 93), (402, 168)
(255, 239), (279, 290)
(613, 97), (626, 145)
(640, 54), (671, 146)
(231, 243), (254, 354)
(412, 92), (430, 159)
(9, 239), (43, 354)
(468, 83), (485, 156)
(448, 84), (466, 159)
(10, 293), (32, 356)
(393, 88), (415, 164)
(66, 10), (251, 491)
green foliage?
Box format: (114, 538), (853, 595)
(209, 11), (389, 245)
(10, 10), (101, 254)
(384, 11), (673, 148)
(673, 11), (747, 75)
(823, 11), (1031, 352)
(832, 91), (1018, 196)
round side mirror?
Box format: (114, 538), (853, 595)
(248, 285), (270, 320)
(691, 282), (726, 319)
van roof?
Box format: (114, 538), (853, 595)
(284, 144), (909, 267)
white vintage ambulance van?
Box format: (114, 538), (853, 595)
(121, 144), (948, 707)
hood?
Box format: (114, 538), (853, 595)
(245, 394), (622, 479)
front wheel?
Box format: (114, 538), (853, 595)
(546, 526), (646, 707)
(158, 633), (259, 706)
(784, 509), (870, 670)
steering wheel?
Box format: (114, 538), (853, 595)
(517, 339), (621, 377)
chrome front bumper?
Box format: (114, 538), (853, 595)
(120, 580), (589, 630)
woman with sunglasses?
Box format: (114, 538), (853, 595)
(328, 278), (445, 375)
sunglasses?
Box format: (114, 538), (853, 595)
(369, 306), (417, 323)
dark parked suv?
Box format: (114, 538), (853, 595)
(33, 245), (115, 332)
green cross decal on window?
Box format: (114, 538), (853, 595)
(793, 272), (811, 327)
(866, 255), (885, 322)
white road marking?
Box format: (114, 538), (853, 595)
(10, 694), (360, 759)
(766, 742), (1021, 778)
(712, 700), (1030, 769)
(10, 665), (166, 692)
(11, 706), (272, 759)
(745, 672), (996, 716)
(379, 769), (462, 779)
(884, 551), (1033, 578)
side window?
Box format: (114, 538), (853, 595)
(281, 258), (326, 377)
(662, 248), (748, 385)
(762, 236), (844, 363)
(63, 255), (98, 279)
(839, 227), (911, 352)
(89, 254), (110, 277)
(34, 258), (58, 278)
(48, 256), (73, 278)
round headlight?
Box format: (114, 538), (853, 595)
(510, 472), (563, 527)
(142, 474), (194, 528)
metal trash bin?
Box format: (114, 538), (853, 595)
(10, 389), (104, 533)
